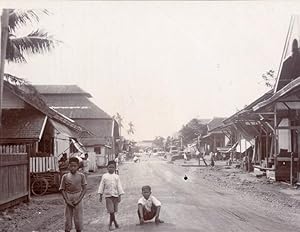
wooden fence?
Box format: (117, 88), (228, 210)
(0, 145), (29, 210)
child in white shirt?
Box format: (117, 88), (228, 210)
(137, 185), (164, 225)
(98, 160), (124, 231)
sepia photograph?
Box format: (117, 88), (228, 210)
(1, 1), (300, 231)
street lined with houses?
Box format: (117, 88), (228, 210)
(2, 5), (300, 232)
(2, 155), (300, 231)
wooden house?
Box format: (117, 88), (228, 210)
(253, 78), (300, 182)
(221, 16), (300, 181)
(0, 77), (90, 209)
(199, 117), (227, 157)
(34, 85), (120, 167)
(221, 91), (273, 164)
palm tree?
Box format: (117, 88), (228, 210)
(127, 121), (135, 135)
(114, 112), (123, 136)
(0, 9), (58, 125)
(7, 9), (58, 63)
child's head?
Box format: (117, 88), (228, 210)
(69, 157), (80, 174)
(84, 153), (88, 159)
(141, 185), (152, 199)
(107, 160), (116, 174)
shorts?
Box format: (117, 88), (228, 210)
(106, 196), (119, 213)
(64, 192), (83, 231)
(137, 204), (157, 221)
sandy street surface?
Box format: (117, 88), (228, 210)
(2, 155), (300, 232)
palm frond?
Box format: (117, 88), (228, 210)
(7, 29), (60, 62)
(6, 37), (26, 63)
(8, 9), (50, 32)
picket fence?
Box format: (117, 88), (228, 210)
(30, 156), (59, 173)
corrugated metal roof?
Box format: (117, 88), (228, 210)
(0, 109), (46, 140)
(223, 90), (273, 124)
(76, 119), (113, 138)
(80, 137), (108, 146)
(39, 95), (111, 119)
(4, 80), (90, 134)
(254, 77), (300, 111)
(196, 118), (211, 125)
(34, 85), (92, 97)
(207, 117), (226, 132)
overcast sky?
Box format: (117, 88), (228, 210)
(4, 1), (300, 140)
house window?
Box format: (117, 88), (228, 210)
(94, 146), (101, 154)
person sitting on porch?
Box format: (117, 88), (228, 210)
(59, 153), (69, 177)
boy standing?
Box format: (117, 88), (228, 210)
(114, 155), (119, 175)
(82, 153), (90, 179)
(98, 160), (124, 231)
(59, 157), (87, 232)
(138, 185), (164, 225)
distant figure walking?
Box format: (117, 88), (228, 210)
(98, 160), (125, 231)
(82, 153), (89, 180)
(183, 152), (188, 163)
(114, 155), (119, 175)
(209, 152), (215, 167)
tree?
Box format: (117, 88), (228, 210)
(6, 9), (58, 63)
(164, 136), (172, 151)
(114, 112), (123, 136)
(179, 118), (208, 145)
(262, 69), (276, 89)
(0, 9), (58, 125)
(127, 121), (135, 135)
(153, 136), (165, 149)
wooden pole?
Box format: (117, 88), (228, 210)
(297, 129), (300, 183)
(291, 152), (294, 185)
(197, 135), (200, 166)
(0, 9), (9, 127)
(266, 131), (269, 168)
(274, 104), (278, 170)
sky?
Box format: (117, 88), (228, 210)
(3, 1), (300, 141)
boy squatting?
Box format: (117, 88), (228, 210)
(137, 185), (164, 225)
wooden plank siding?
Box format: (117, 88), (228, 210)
(0, 145), (29, 209)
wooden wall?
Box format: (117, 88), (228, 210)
(0, 145), (29, 210)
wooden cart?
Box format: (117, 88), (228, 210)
(30, 156), (60, 196)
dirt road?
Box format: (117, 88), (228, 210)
(2, 155), (300, 232)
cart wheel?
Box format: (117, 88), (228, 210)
(31, 178), (49, 196)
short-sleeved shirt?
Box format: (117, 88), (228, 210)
(98, 173), (124, 197)
(138, 196), (161, 212)
(59, 172), (87, 194)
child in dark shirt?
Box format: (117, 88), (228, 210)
(59, 157), (87, 232)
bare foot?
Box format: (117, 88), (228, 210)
(155, 219), (164, 224)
